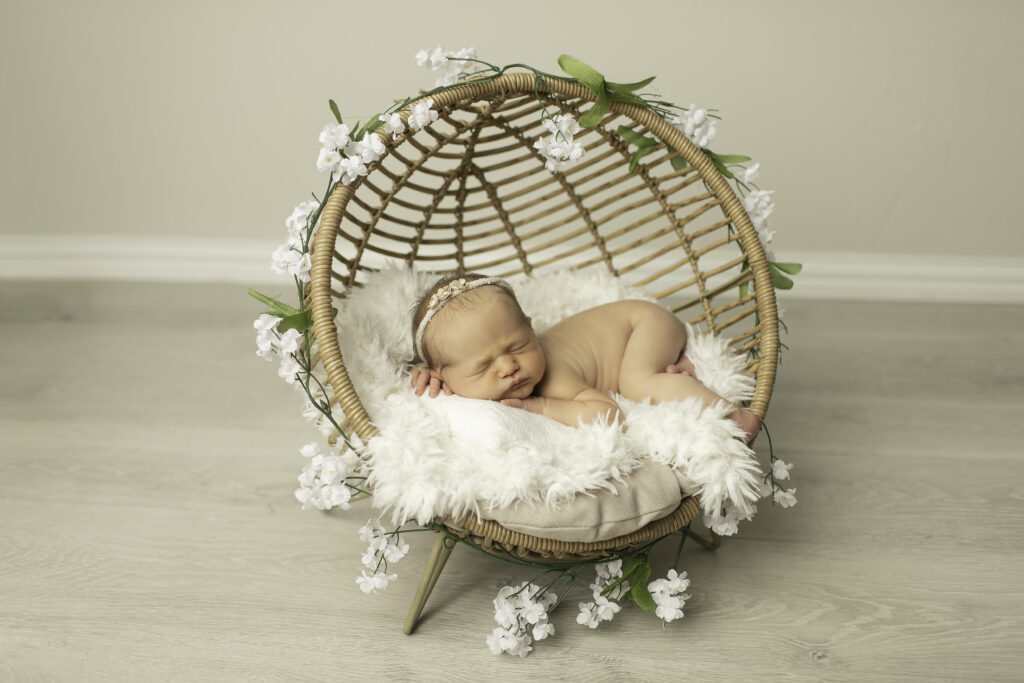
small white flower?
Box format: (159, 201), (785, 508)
(576, 601), (600, 628)
(705, 512), (739, 536)
(337, 155), (367, 185)
(493, 601), (517, 629)
(254, 314), (281, 361)
(520, 600), (545, 625)
(318, 455), (347, 485)
(379, 112), (405, 139)
(594, 559), (622, 581)
(356, 570), (396, 594)
(359, 519), (385, 542)
(772, 459), (793, 481)
(415, 47), (436, 67)
(278, 328), (303, 356)
(593, 595), (620, 621)
(414, 45), (446, 69)
(534, 114), (585, 173)
(289, 252), (312, 283)
(293, 485), (320, 510)
(416, 46), (478, 86)
(278, 355), (302, 384)
(774, 488), (797, 508)
(742, 189), (775, 231)
(486, 627), (513, 655)
(253, 313), (281, 333)
(407, 98), (439, 132)
(532, 622), (555, 640)
(316, 147), (342, 174)
(318, 123), (351, 151)
(321, 484), (351, 509)
(655, 601), (685, 623)
(648, 569), (691, 623)
(345, 134), (386, 165)
(382, 537), (410, 563)
(676, 103), (717, 148)
(734, 162), (760, 184)
(285, 200), (318, 241)
(270, 244), (297, 275)
(297, 465), (317, 489)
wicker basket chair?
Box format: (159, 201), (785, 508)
(307, 73), (780, 634)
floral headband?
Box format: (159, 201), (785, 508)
(414, 277), (515, 361)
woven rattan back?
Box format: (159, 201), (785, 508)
(309, 73), (778, 446)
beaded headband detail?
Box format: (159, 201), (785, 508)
(414, 277), (515, 361)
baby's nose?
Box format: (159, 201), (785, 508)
(496, 354), (518, 376)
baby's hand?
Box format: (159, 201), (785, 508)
(410, 365), (452, 398)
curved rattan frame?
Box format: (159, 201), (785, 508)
(308, 73), (779, 563)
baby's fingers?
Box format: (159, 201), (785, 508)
(411, 370), (425, 395)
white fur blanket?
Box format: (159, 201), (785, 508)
(333, 264), (763, 532)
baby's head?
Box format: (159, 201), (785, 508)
(412, 273), (546, 400)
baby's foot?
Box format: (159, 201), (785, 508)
(730, 406), (761, 446)
(666, 354), (698, 380)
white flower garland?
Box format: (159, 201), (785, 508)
(249, 47), (803, 658)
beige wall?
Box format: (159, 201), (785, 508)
(2, 0), (1022, 258)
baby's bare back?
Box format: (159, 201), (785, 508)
(537, 300), (675, 397)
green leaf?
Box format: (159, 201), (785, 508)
(358, 114), (383, 139)
(607, 91), (647, 107)
(715, 160), (735, 179)
(629, 144), (657, 173)
(739, 282), (749, 299)
(629, 565), (655, 612)
(666, 145), (688, 171)
(601, 556), (644, 597)
(770, 268), (795, 290)
(276, 309), (313, 333)
(617, 125), (654, 147)
(557, 54), (605, 95)
(770, 261), (803, 275)
(708, 152), (752, 164)
(703, 151), (735, 179)
(578, 90), (609, 128)
(329, 99), (343, 125)
(248, 288), (300, 316)
(606, 76), (656, 93)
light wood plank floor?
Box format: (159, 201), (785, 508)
(2, 281), (1022, 681)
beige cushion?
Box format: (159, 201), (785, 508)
(480, 461), (683, 543)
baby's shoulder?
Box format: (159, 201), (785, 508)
(534, 361), (589, 401)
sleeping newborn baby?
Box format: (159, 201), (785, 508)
(409, 273), (760, 443)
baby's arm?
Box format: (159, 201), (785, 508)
(501, 385), (621, 427)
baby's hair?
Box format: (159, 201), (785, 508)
(411, 272), (526, 368)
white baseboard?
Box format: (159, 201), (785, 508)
(2, 235), (1023, 304)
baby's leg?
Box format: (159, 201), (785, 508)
(618, 304), (760, 443)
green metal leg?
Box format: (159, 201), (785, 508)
(687, 528), (722, 550)
(403, 531), (455, 635)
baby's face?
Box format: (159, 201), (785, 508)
(431, 291), (546, 401)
